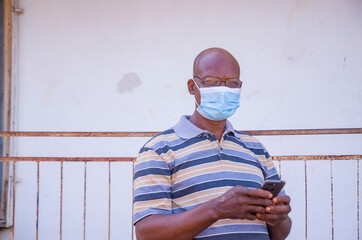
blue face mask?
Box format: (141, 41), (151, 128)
(193, 79), (241, 121)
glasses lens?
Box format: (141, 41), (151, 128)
(226, 79), (241, 88)
(200, 77), (242, 88)
(203, 77), (220, 87)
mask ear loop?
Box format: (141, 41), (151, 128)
(192, 79), (201, 107)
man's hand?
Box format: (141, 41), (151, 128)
(256, 194), (292, 240)
(255, 195), (291, 226)
(210, 185), (274, 221)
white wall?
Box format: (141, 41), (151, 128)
(5, 0), (362, 239)
(15, 0), (362, 132)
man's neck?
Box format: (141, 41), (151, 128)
(189, 111), (226, 142)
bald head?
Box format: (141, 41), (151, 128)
(193, 48), (240, 78)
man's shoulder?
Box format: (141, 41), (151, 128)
(141, 115), (193, 151)
(226, 121), (263, 146)
(232, 130), (267, 153)
(142, 128), (180, 150)
(234, 130), (262, 144)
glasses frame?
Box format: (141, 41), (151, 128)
(194, 76), (243, 88)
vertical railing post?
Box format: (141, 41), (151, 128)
(36, 160), (40, 240)
(83, 161), (87, 240)
(304, 159), (308, 240)
(108, 161), (111, 240)
(132, 160), (135, 240)
(330, 159), (334, 240)
(60, 161), (63, 240)
(357, 159), (360, 240)
(11, 161), (15, 240)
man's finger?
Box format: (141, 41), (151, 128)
(246, 197), (273, 207)
(272, 195), (291, 204)
(264, 213), (287, 222)
(236, 187), (273, 199)
(266, 204), (291, 213)
(246, 205), (266, 214)
(243, 212), (258, 220)
(256, 212), (288, 223)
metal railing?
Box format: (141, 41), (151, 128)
(0, 128), (361, 240)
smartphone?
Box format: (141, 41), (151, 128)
(261, 180), (286, 197)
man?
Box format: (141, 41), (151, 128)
(133, 48), (292, 240)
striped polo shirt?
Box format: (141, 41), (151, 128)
(133, 115), (281, 239)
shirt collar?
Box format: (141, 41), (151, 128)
(225, 120), (241, 139)
(172, 115), (241, 140)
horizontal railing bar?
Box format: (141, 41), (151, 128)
(0, 128), (361, 137)
(0, 132), (157, 137)
(0, 157), (135, 162)
(243, 128), (362, 136)
(272, 155), (362, 161)
(0, 155), (361, 162)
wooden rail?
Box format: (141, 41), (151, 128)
(2, 129), (361, 240)
(0, 128), (361, 137)
(0, 155), (361, 162)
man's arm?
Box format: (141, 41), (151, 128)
(135, 186), (274, 240)
(136, 200), (217, 240)
(267, 216), (292, 240)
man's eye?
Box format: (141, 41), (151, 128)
(204, 79), (219, 86)
(227, 81), (239, 87)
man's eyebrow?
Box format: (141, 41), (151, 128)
(202, 76), (239, 79)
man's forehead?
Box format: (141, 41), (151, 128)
(194, 48), (240, 76)
(196, 48), (233, 63)
(199, 51), (234, 67)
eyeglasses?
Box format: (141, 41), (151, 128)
(194, 76), (242, 88)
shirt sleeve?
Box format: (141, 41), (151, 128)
(262, 145), (281, 181)
(133, 146), (172, 225)
(261, 144), (286, 195)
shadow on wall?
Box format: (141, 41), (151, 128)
(117, 72), (142, 94)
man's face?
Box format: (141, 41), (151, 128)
(191, 50), (241, 106)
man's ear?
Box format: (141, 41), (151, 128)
(187, 79), (196, 95)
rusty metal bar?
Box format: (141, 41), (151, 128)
(358, 160), (360, 240)
(272, 155), (362, 161)
(60, 161), (63, 240)
(0, 128), (361, 137)
(304, 159), (308, 240)
(83, 162), (87, 240)
(11, 161), (15, 238)
(3, 0), (12, 154)
(108, 161), (111, 240)
(331, 159), (335, 240)
(278, 160), (282, 179)
(0, 157), (136, 162)
(0, 132), (159, 137)
(131, 161), (135, 240)
(3, 0), (13, 231)
(245, 128), (362, 136)
(0, 155), (361, 162)
(36, 161), (39, 240)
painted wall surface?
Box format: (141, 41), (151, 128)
(4, 0), (362, 239)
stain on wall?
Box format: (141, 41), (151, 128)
(117, 72), (142, 94)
